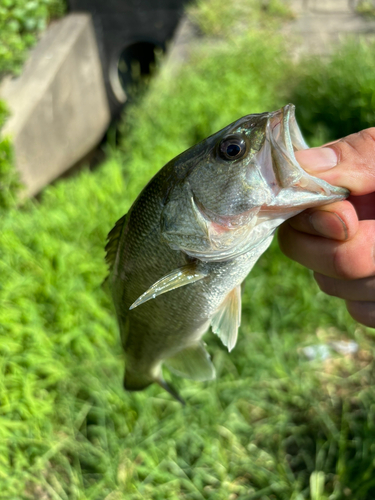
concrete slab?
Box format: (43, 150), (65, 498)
(287, 0), (375, 57)
(0, 13), (111, 197)
(307, 0), (353, 13)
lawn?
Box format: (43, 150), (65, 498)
(1, 1), (375, 499)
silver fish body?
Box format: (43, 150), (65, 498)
(106, 104), (348, 399)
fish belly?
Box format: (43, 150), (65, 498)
(120, 238), (271, 380)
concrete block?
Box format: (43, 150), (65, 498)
(287, 0), (375, 58)
(308, 0), (353, 13)
(69, 0), (188, 113)
(0, 13), (111, 197)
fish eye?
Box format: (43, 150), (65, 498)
(218, 135), (247, 161)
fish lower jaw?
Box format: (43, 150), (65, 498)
(268, 190), (347, 211)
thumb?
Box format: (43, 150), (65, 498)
(295, 128), (375, 196)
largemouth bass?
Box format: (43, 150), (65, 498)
(106, 104), (347, 402)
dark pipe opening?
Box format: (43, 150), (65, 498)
(117, 41), (163, 98)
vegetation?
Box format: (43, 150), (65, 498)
(0, 101), (23, 209)
(188, 0), (294, 36)
(0, 0), (66, 77)
(1, 1), (375, 499)
(355, 0), (375, 19)
(289, 38), (375, 145)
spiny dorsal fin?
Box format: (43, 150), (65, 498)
(105, 212), (129, 272)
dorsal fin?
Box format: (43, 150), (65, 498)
(105, 212), (129, 272)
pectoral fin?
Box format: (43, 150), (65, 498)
(211, 286), (241, 352)
(165, 342), (216, 381)
(129, 263), (207, 310)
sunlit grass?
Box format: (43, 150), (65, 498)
(1, 1), (375, 499)
(289, 38), (375, 144)
(0, 0), (66, 77)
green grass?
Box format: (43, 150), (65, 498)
(288, 38), (375, 145)
(356, 0), (375, 18)
(188, 0), (293, 36)
(4, 162), (373, 499)
(0, 0), (66, 78)
(0, 101), (22, 209)
(2, 1), (375, 499)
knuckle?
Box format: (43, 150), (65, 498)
(345, 128), (375, 172)
(338, 128), (375, 166)
(360, 128), (375, 144)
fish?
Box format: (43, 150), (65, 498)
(105, 104), (348, 403)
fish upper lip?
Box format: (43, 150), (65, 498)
(267, 104), (348, 200)
(268, 103), (308, 169)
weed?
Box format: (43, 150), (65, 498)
(288, 38), (375, 145)
(1, 1), (375, 499)
(0, 0), (66, 77)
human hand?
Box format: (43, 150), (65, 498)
(278, 129), (375, 327)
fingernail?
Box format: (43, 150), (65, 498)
(309, 211), (348, 240)
(295, 147), (338, 173)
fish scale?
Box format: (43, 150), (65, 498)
(105, 104), (348, 402)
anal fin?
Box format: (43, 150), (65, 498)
(211, 285), (241, 352)
(165, 342), (216, 381)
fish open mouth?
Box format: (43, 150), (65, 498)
(265, 104), (348, 206)
(269, 103), (309, 160)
